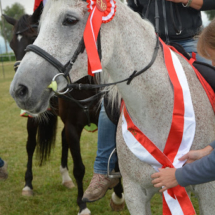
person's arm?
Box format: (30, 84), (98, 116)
(166, 0), (202, 10)
(151, 141), (215, 191)
(165, 0), (215, 10)
(176, 148), (215, 187)
(178, 143), (214, 164)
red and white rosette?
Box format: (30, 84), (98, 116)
(83, 0), (116, 76)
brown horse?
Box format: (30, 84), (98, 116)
(4, 3), (124, 214)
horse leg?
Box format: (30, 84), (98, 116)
(122, 172), (155, 215)
(22, 117), (38, 196)
(65, 124), (90, 215)
(110, 178), (125, 211)
(191, 183), (215, 214)
(60, 127), (75, 189)
(110, 161), (125, 211)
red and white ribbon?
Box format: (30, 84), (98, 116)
(33, 0), (46, 11)
(83, 0), (116, 76)
(122, 39), (196, 215)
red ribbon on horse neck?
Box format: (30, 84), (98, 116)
(83, 0), (116, 76)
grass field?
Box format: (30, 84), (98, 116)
(0, 62), (199, 215)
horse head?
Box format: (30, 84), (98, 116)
(3, 2), (43, 62)
(10, 0), (94, 114)
(10, 0), (155, 116)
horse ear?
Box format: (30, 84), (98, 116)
(2, 14), (17, 26)
(31, 2), (43, 24)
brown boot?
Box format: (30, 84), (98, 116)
(0, 161), (8, 180)
(82, 173), (119, 202)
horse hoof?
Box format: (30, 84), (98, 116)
(78, 208), (91, 215)
(110, 192), (125, 211)
(22, 187), (33, 196)
(63, 180), (75, 189)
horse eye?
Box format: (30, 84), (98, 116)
(62, 17), (78, 26)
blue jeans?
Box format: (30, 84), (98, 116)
(94, 37), (211, 175)
(175, 38), (212, 65)
(0, 158), (4, 167)
(94, 101), (117, 175)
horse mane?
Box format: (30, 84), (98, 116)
(92, 3), (156, 110)
(94, 70), (121, 110)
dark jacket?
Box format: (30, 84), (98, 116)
(127, 0), (215, 42)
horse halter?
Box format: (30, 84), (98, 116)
(25, 35), (159, 93)
(24, 1), (161, 94)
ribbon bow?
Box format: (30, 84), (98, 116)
(83, 0), (116, 76)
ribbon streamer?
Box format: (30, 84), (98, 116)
(83, 0), (116, 76)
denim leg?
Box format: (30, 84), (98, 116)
(94, 101), (117, 175)
(0, 158), (4, 167)
(176, 38), (212, 65)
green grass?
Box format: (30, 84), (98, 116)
(0, 62), (199, 215)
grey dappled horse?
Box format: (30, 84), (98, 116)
(10, 0), (215, 214)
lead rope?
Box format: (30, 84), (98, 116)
(162, 0), (170, 44)
(170, 3), (182, 35)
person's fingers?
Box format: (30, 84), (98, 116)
(178, 153), (189, 161)
(151, 178), (162, 184)
(151, 172), (161, 179)
(159, 187), (168, 192)
(153, 182), (163, 188)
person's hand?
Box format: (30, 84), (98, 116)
(151, 168), (178, 192)
(179, 145), (213, 165)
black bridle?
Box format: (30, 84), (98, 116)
(23, 0), (160, 104)
(25, 36), (159, 93)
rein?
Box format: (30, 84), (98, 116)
(25, 35), (159, 92)
(68, 36), (159, 90)
(23, 1), (160, 110)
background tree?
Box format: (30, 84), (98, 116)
(0, 2), (25, 43)
(205, 10), (215, 21)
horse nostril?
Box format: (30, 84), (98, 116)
(15, 84), (29, 99)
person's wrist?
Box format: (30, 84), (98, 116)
(201, 145), (213, 157)
(182, 0), (192, 7)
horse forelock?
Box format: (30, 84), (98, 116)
(16, 14), (31, 32)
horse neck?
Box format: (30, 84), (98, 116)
(101, 2), (174, 147)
